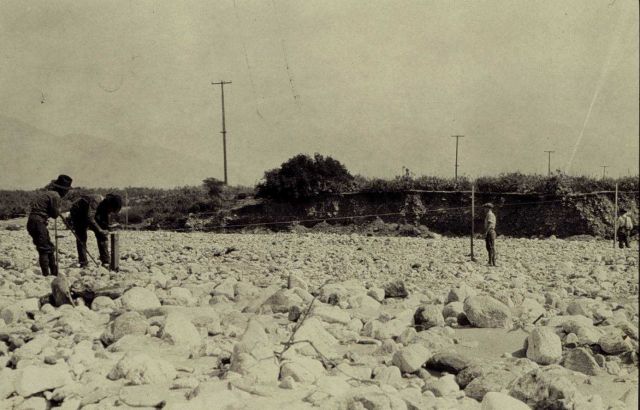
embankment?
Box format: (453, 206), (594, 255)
(221, 190), (639, 238)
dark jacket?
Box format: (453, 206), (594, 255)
(28, 190), (62, 220)
(70, 194), (105, 232)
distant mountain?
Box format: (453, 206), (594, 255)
(0, 115), (218, 189)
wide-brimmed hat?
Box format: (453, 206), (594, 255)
(50, 175), (73, 190)
(482, 202), (494, 209)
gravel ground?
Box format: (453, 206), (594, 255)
(0, 225), (638, 409)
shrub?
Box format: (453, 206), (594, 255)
(256, 153), (355, 201)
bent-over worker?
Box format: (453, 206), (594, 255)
(69, 193), (122, 267)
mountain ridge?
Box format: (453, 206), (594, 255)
(0, 115), (219, 189)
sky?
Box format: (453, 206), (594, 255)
(0, 0), (638, 187)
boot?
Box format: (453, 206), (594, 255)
(48, 252), (58, 276)
(38, 252), (51, 276)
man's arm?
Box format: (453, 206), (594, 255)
(49, 193), (61, 219)
(88, 204), (108, 235)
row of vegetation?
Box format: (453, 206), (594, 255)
(1, 154), (638, 223)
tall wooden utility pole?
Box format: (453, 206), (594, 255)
(544, 150), (555, 176)
(601, 165), (608, 180)
(451, 135), (464, 181)
(212, 80), (232, 185)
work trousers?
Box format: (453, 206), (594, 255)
(26, 215), (58, 276)
(485, 229), (497, 266)
(72, 220), (109, 266)
(618, 228), (631, 249)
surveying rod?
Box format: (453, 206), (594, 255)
(109, 223), (120, 271)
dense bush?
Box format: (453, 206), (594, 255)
(357, 175), (472, 193)
(256, 153), (355, 201)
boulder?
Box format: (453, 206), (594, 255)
(526, 327), (562, 365)
(161, 312), (202, 350)
(280, 355), (325, 384)
(292, 317), (340, 361)
(16, 397), (48, 410)
(101, 311), (148, 345)
(414, 305), (445, 330)
(91, 296), (116, 311)
(426, 351), (475, 374)
(464, 296), (512, 328)
(562, 348), (601, 376)
(310, 304), (351, 325)
(509, 366), (585, 410)
(15, 363), (72, 397)
(107, 352), (176, 385)
(392, 344), (431, 373)
(120, 287), (161, 311)
(260, 289), (303, 314)
(384, 280), (408, 298)
(446, 284), (476, 303)
(0, 368), (16, 399)
(119, 384), (169, 408)
(598, 329), (633, 355)
(422, 374), (459, 397)
(481, 392), (530, 410)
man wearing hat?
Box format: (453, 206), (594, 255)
(483, 202), (497, 266)
(68, 193), (122, 267)
(26, 175), (73, 276)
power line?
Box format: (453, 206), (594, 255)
(212, 80), (232, 185)
(601, 165), (609, 179)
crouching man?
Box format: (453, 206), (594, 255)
(26, 175), (73, 276)
(69, 193), (122, 267)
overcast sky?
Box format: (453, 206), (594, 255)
(0, 0), (637, 186)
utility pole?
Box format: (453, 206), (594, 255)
(451, 135), (464, 181)
(212, 80), (232, 185)
(544, 150), (555, 176)
(601, 165), (608, 180)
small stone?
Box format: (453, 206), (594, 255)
(564, 333), (578, 348)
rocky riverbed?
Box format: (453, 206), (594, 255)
(0, 225), (638, 409)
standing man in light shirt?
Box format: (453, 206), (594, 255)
(616, 209), (634, 249)
(483, 203), (497, 266)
